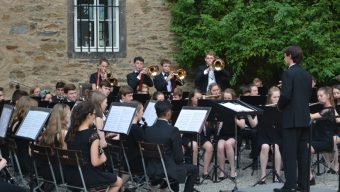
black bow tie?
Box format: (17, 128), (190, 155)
(164, 74), (169, 77)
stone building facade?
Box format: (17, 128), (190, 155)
(0, 0), (192, 98)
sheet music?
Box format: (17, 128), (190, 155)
(0, 105), (13, 138)
(142, 101), (157, 126)
(220, 102), (254, 112)
(175, 109), (208, 133)
(104, 105), (136, 134)
(16, 110), (50, 140)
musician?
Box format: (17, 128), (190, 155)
(152, 91), (165, 101)
(154, 59), (184, 93)
(144, 100), (198, 192)
(137, 83), (150, 94)
(30, 85), (41, 97)
(65, 101), (122, 191)
(217, 88), (245, 180)
(0, 157), (26, 192)
(253, 78), (263, 88)
(90, 58), (109, 90)
(10, 89), (28, 106)
(239, 85), (251, 96)
(38, 104), (70, 187)
(117, 85), (133, 103)
(8, 96), (38, 175)
(310, 87), (340, 179)
(89, 91), (108, 148)
(98, 80), (111, 97)
(195, 50), (230, 93)
(275, 45), (312, 192)
(182, 89), (214, 179)
(63, 84), (78, 102)
(250, 84), (259, 96)
(258, 86), (282, 184)
(172, 87), (183, 101)
(0, 87), (5, 102)
(126, 56), (153, 93)
(51, 81), (65, 103)
(205, 82), (222, 100)
(40, 89), (52, 103)
(333, 84), (340, 106)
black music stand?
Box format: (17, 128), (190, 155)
(198, 99), (263, 191)
(0, 104), (14, 139)
(133, 93), (151, 106)
(258, 87), (268, 96)
(252, 106), (283, 186)
(239, 96), (266, 106)
(171, 100), (188, 125)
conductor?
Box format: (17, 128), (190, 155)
(274, 46), (312, 192)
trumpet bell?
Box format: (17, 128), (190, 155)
(176, 69), (186, 80)
(213, 59), (225, 71)
(108, 78), (118, 86)
(148, 65), (159, 76)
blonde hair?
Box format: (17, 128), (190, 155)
(40, 104), (70, 147)
(266, 86), (280, 104)
(318, 86), (335, 107)
(89, 91), (106, 118)
(223, 88), (236, 100)
(207, 83), (222, 100)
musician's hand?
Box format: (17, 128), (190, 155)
(105, 133), (118, 139)
(0, 157), (7, 170)
(277, 81), (282, 88)
(168, 72), (175, 80)
(141, 68), (148, 75)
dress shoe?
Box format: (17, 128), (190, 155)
(258, 180), (266, 185)
(202, 174), (211, 180)
(309, 176), (315, 186)
(273, 186), (296, 192)
(327, 168), (337, 174)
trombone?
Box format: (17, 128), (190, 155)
(106, 72), (118, 86)
(212, 58), (225, 71)
(171, 68), (187, 80)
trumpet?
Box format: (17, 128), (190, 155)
(172, 68), (187, 80)
(212, 58), (225, 71)
(147, 65), (159, 76)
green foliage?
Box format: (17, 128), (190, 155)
(168, 0), (340, 86)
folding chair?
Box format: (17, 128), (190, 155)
(55, 148), (107, 192)
(138, 142), (174, 192)
(30, 143), (58, 192)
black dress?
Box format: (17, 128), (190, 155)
(311, 107), (336, 153)
(65, 128), (117, 188)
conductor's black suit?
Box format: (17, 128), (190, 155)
(278, 64), (312, 190)
(144, 119), (197, 192)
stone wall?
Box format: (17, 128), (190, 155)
(0, 0), (192, 99)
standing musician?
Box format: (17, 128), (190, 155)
(90, 58), (110, 90)
(126, 56), (153, 93)
(195, 50), (230, 94)
(217, 87), (245, 180)
(51, 81), (65, 103)
(258, 86), (282, 184)
(154, 59), (184, 93)
(274, 45), (312, 192)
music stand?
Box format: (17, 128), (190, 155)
(133, 93), (151, 106)
(171, 100), (189, 125)
(239, 96), (266, 106)
(103, 102), (137, 135)
(199, 99), (263, 191)
(0, 104), (14, 139)
(142, 100), (157, 126)
(0, 100), (11, 116)
(252, 106), (283, 186)
(258, 87), (268, 96)
(175, 106), (211, 133)
(15, 107), (51, 140)
(310, 87), (318, 103)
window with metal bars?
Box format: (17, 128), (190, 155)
(74, 0), (119, 53)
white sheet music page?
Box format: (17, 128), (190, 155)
(175, 109), (207, 133)
(16, 110), (50, 140)
(220, 102), (254, 112)
(0, 106), (12, 138)
(104, 105), (135, 134)
(142, 101), (157, 126)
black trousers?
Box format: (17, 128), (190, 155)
(282, 127), (309, 190)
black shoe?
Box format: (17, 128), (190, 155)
(273, 187), (296, 192)
(327, 168), (337, 174)
(202, 174), (211, 180)
(195, 176), (200, 184)
(218, 176), (226, 181)
(258, 180), (266, 185)
(309, 177), (315, 186)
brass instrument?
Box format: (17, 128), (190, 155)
(172, 68), (187, 80)
(309, 102), (321, 106)
(106, 73), (118, 86)
(212, 58), (225, 71)
(147, 65), (159, 76)
(203, 94), (222, 99)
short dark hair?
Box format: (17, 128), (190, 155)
(99, 80), (111, 88)
(155, 100), (172, 118)
(160, 59), (171, 66)
(134, 56), (144, 63)
(11, 89), (29, 104)
(55, 81), (65, 89)
(284, 45), (303, 64)
(64, 84), (76, 94)
(118, 85), (133, 98)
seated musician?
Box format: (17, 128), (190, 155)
(258, 86), (282, 184)
(38, 103), (70, 188)
(249, 84), (259, 96)
(126, 56), (154, 93)
(144, 100), (198, 192)
(239, 84), (251, 96)
(172, 87), (183, 101)
(310, 87), (340, 184)
(40, 89), (52, 103)
(90, 58), (109, 90)
(153, 59), (184, 93)
(88, 91), (108, 148)
(118, 85), (134, 103)
(30, 85), (41, 97)
(152, 91), (165, 101)
(253, 77), (263, 88)
(204, 82), (222, 100)
(51, 81), (65, 103)
(63, 84), (78, 102)
(119, 101), (145, 183)
(0, 157), (26, 192)
(98, 80), (112, 97)
(217, 87), (245, 180)
(8, 96), (38, 175)
(65, 101), (122, 191)
(182, 89), (214, 179)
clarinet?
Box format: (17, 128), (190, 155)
(2, 167), (16, 185)
(141, 117), (148, 130)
